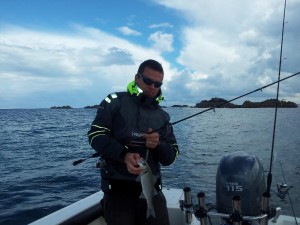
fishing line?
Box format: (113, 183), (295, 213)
(169, 71), (300, 127)
(279, 162), (299, 225)
(73, 71), (300, 166)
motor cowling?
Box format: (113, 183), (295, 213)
(216, 151), (266, 216)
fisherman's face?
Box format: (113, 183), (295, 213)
(135, 67), (163, 98)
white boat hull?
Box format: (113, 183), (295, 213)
(29, 188), (299, 225)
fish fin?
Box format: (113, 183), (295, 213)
(139, 191), (146, 199)
(147, 207), (156, 218)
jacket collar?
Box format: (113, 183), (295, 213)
(126, 80), (164, 105)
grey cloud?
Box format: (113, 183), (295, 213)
(101, 47), (135, 66)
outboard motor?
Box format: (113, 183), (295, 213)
(216, 151), (266, 216)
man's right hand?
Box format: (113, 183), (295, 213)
(124, 152), (144, 175)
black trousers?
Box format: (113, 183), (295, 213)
(102, 191), (170, 225)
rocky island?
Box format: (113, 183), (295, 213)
(195, 98), (298, 108)
(50, 105), (73, 109)
(84, 105), (101, 109)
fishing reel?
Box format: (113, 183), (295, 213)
(96, 158), (109, 174)
(275, 183), (293, 200)
(179, 187), (282, 225)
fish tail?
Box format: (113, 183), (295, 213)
(147, 207), (156, 218)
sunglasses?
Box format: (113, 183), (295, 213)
(138, 73), (163, 88)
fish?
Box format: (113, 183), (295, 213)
(138, 158), (158, 218)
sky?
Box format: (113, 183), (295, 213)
(0, 0), (300, 109)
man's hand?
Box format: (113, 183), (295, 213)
(124, 152), (143, 175)
(143, 128), (160, 149)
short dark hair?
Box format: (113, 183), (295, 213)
(137, 59), (164, 75)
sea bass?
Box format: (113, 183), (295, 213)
(138, 158), (158, 218)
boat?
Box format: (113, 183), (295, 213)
(28, 184), (300, 225)
(27, 191), (300, 225)
(28, 151), (300, 225)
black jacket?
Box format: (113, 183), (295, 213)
(88, 90), (179, 193)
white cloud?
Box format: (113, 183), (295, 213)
(155, 0), (300, 104)
(149, 22), (173, 29)
(0, 0), (300, 108)
(117, 26), (142, 36)
(0, 25), (171, 108)
(148, 31), (174, 53)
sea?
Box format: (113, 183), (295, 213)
(0, 107), (299, 225)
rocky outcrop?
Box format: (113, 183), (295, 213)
(84, 105), (101, 109)
(242, 99), (298, 108)
(50, 105), (72, 109)
(171, 105), (189, 108)
(196, 98), (239, 108)
(195, 98), (298, 108)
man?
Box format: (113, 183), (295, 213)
(88, 59), (179, 225)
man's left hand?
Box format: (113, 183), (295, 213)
(143, 128), (160, 149)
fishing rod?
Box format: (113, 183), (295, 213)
(265, 0), (287, 196)
(73, 70), (300, 166)
(260, 3), (300, 225)
(170, 71), (299, 126)
(73, 152), (100, 166)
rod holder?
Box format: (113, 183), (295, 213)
(183, 187), (193, 224)
(260, 192), (270, 225)
(232, 196), (242, 225)
(196, 192), (207, 225)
